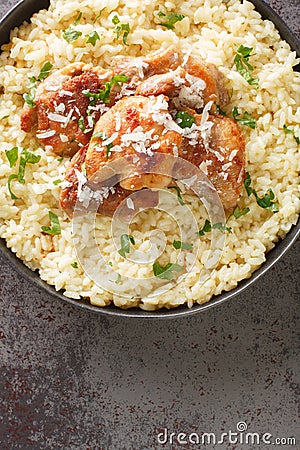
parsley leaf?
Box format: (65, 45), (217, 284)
(71, 262), (78, 268)
(112, 15), (130, 45)
(244, 172), (279, 213)
(81, 162), (87, 176)
(157, 11), (185, 30)
(216, 105), (227, 116)
(233, 206), (250, 219)
(53, 179), (62, 185)
(83, 74), (129, 105)
(62, 27), (83, 43)
(234, 45), (258, 87)
(176, 110), (195, 128)
(198, 219), (232, 235)
(115, 274), (122, 284)
(7, 149), (41, 199)
(232, 107), (256, 129)
(41, 211), (61, 235)
(94, 8), (106, 24)
(283, 124), (300, 145)
(172, 240), (193, 250)
(1, 115), (9, 120)
(74, 12), (82, 26)
(153, 262), (184, 280)
(118, 234), (135, 258)
(168, 186), (185, 205)
(5, 147), (19, 168)
(38, 61), (53, 81)
(86, 30), (100, 46)
(23, 77), (37, 108)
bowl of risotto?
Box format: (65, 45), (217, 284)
(0, 0), (299, 317)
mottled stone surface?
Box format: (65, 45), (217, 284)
(0, 1), (299, 449)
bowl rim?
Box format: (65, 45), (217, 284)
(0, 0), (299, 319)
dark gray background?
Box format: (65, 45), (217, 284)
(0, 0), (299, 449)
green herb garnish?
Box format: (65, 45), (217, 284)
(118, 234), (135, 258)
(216, 105), (227, 116)
(157, 11), (185, 30)
(115, 274), (122, 284)
(71, 262), (78, 268)
(232, 107), (256, 129)
(283, 124), (300, 145)
(86, 30), (100, 46)
(6, 149), (41, 199)
(244, 172), (279, 212)
(62, 27), (83, 43)
(83, 74), (128, 105)
(1, 115), (9, 120)
(153, 262), (184, 280)
(53, 179), (62, 186)
(38, 61), (53, 81)
(172, 240), (193, 250)
(41, 211), (61, 235)
(94, 8), (106, 24)
(5, 147), (19, 168)
(198, 219), (232, 236)
(168, 186), (185, 205)
(93, 132), (114, 158)
(234, 45), (258, 87)
(112, 15), (130, 45)
(81, 162), (87, 176)
(74, 12), (82, 26)
(233, 206), (250, 219)
(175, 111), (195, 128)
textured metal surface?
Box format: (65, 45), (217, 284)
(0, 0), (299, 448)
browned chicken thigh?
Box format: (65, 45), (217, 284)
(21, 63), (114, 156)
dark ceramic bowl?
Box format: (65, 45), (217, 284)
(0, 0), (299, 318)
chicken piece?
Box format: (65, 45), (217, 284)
(60, 144), (159, 217)
(115, 46), (230, 111)
(21, 63), (114, 156)
(85, 95), (182, 191)
(175, 113), (245, 210)
(114, 45), (183, 80)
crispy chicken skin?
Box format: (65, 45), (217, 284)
(21, 63), (113, 156)
(85, 95), (182, 191)
(116, 46), (230, 110)
(176, 113), (246, 210)
(60, 144), (159, 217)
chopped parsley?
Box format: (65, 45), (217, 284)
(81, 162), (87, 176)
(78, 116), (85, 132)
(38, 61), (53, 81)
(53, 179), (62, 185)
(244, 172), (279, 213)
(118, 234), (135, 258)
(115, 274), (122, 284)
(198, 219), (232, 236)
(168, 186), (185, 205)
(83, 74), (128, 105)
(283, 124), (300, 145)
(175, 110), (195, 128)
(234, 45), (258, 87)
(216, 105), (227, 116)
(172, 240), (193, 250)
(41, 211), (61, 235)
(6, 148), (41, 199)
(1, 115), (9, 120)
(93, 132), (114, 158)
(74, 12), (82, 26)
(157, 11), (185, 30)
(5, 147), (19, 168)
(57, 154), (64, 163)
(94, 8), (106, 24)
(233, 206), (250, 219)
(23, 62), (53, 108)
(112, 15), (130, 45)
(62, 27), (83, 43)
(86, 30), (100, 46)
(71, 262), (78, 268)
(153, 262), (184, 280)
(232, 107), (257, 129)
